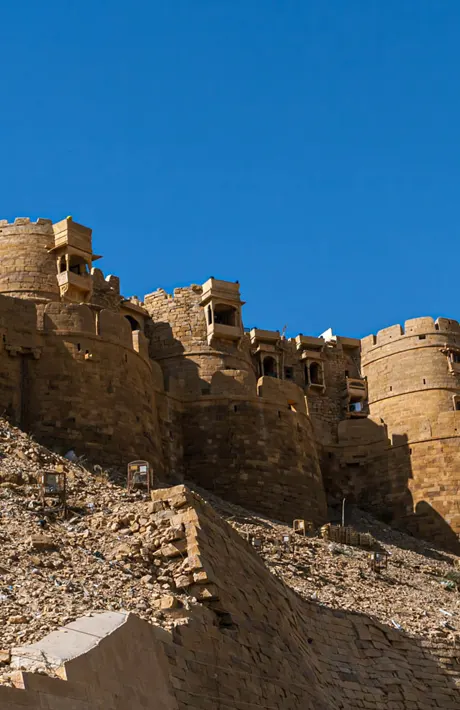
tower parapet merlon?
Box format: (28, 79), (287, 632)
(0, 217), (53, 228)
(362, 316), (460, 354)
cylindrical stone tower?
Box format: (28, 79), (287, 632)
(362, 316), (460, 547)
(144, 279), (256, 397)
(0, 218), (60, 303)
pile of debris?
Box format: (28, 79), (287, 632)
(0, 416), (460, 684)
(201, 487), (460, 642)
(0, 421), (206, 683)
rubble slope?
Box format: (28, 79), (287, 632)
(0, 420), (459, 708)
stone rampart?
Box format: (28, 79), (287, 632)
(182, 389), (326, 524)
(0, 296), (164, 468)
(144, 286), (254, 396)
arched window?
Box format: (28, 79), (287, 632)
(263, 356), (278, 378)
(309, 361), (323, 386)
(125, 315), (141, 331)
(214, 304), (237, 326)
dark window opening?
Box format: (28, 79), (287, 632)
(68, 255), (89, 276)
(389, 385), (392, 391)
(309, 361), (323, 386)
(452, 352), (460, 364)
(423, 378), (426, 384)
(345, 370), (349, 377)
(418, 335), (426, 340)
(349, 401), (363, 413)
(125, 315), (141, 331)
(214, 304), (237, 326)
(455, 399), (460, 411)
(284, 366), (294, 381)
(263, 356), (278, 378)
(207, 306), (212, 326)
(77, 343), (81, 352)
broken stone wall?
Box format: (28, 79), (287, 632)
(3, 485), (459, 710)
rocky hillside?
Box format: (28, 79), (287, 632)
(0, 418), (459, 683)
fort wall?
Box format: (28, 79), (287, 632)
(145, 286), (327, 522)
(4, 216), (460, 549)
(0, 294), (165, 468)
(182, 384), (326, 524)
(144, 285), (255, 397)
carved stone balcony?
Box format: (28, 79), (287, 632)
(57, 271), (92, 303)
(207, 322), (242, 342)
(346, 377), (368, 400)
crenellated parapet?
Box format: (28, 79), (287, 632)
(0, 217), (59, 302)
(362, 317), (460, 419)
(0, 216), (122, 311)
(362, 316), (460, 356)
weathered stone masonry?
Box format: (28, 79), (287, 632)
(2, 486), (459, 710)
(1, 215), (460, 548)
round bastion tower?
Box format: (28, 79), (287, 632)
(0, 216), (103, 305)
(361, 316), (460, 544)
(143, 278), (256, 397)
(0, 218), (61, 302)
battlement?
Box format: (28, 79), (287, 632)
(0, 217), (53, 228)
(362, 316), (460, 354)
(144, 285), (203, 304)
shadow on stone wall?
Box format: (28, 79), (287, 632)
(402, 501), (460, 555)
(4, 485), (460, 710)
(146, 320), (212, 397)
(325, 419), (460, 554)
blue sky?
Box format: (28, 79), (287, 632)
(1, 1), (459, 338)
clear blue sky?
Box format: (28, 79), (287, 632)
(1, 1), (459, 338)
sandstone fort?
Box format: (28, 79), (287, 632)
(1, 215), (459, 552)
(0, 215), (459, 708)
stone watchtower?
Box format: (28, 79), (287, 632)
(0, 216), (100, 305)
(362, 316), (460, 542)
